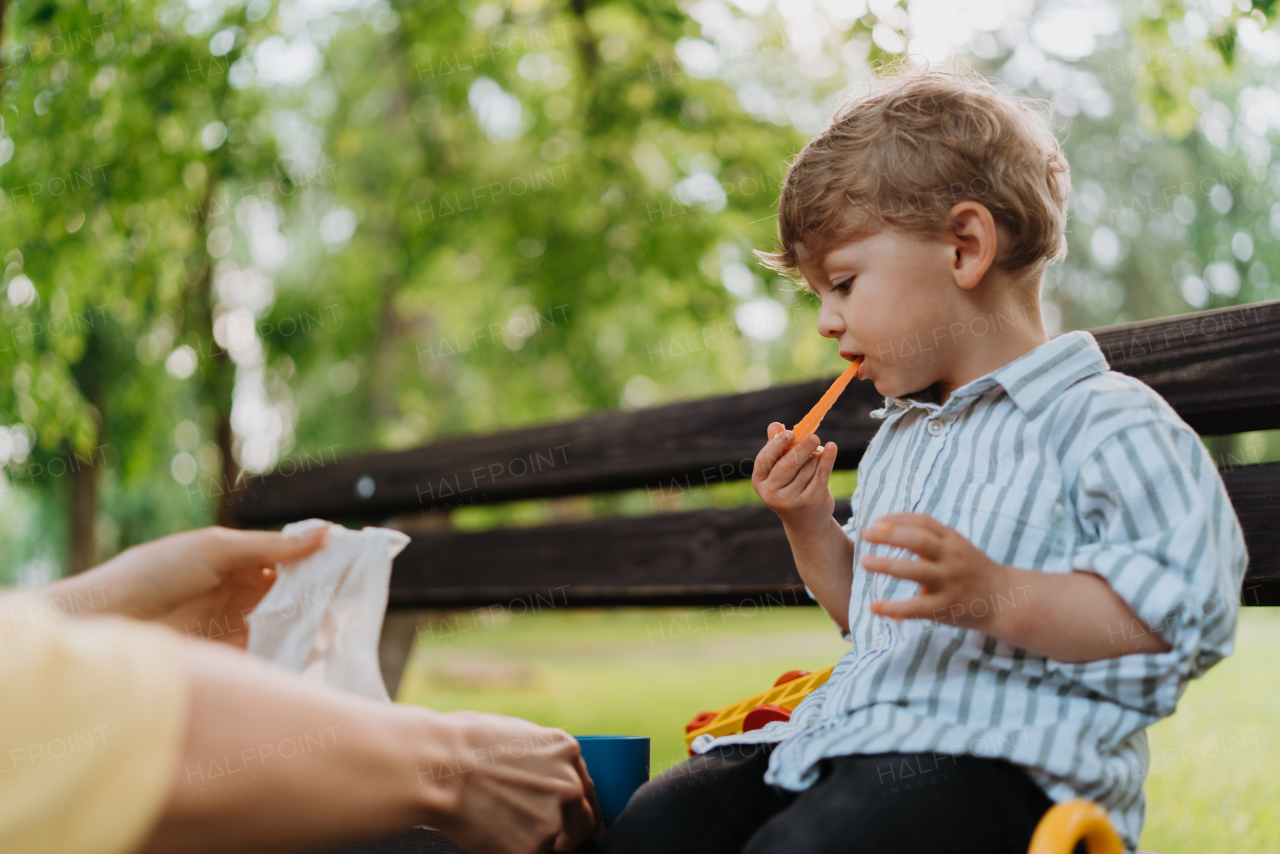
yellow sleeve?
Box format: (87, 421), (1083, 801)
(0, 607), (188, 854)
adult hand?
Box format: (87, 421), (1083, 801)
(424, 711), (605, 854)
(36, 526), (327, 646)
(751, 422), (838, 532)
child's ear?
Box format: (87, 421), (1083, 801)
(945, 201), (998, 291)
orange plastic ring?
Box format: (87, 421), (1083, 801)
(1027, 799), (1123, 854)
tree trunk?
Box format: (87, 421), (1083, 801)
(67, 329), (106, 574)
(371, 269), (404, 424)
(185, 179), (240, 528)
(67, 454), (97, 573)
(215, 410), (239, 528)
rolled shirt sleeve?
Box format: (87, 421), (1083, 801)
(0, 606), (189, 854)
(1056, 419), (1248, 717)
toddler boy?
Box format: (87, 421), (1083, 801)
(599, 63), (1247, 854)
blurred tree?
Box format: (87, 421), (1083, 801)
(985, 2), (1280, 334)
(2, 0), (1279, 580)
(0, 0), (283, 571)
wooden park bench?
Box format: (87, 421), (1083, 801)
(236, 299), (1280, 854)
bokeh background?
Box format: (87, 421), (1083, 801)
(3, 0), (1280, 849)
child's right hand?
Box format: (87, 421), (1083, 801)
(752, 421), (839, 532)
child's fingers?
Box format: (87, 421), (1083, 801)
(767, 422), (785, 441)
(870, 595), (945, 622)
(786, 449), (824, 493)
(818, 441), (838, 475)
(770, 434), (822, 478)
(862, 521), (942, 562)
(766, 437), (822, 491)
(861, 553), (942, 587)
(872, 513), (951, 539)
(799, 443), (838, 499)
(752, 428), (796, 482)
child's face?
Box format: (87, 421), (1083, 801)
(796, 226), (969, 400)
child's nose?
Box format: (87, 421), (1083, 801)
(817, 304), (845, 339)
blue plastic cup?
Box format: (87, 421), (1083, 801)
(574, 735), (650, 826)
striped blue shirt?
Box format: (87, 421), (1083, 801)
(692, 330), (1248, 851)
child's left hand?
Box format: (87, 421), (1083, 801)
(860, 512), (1015, 631)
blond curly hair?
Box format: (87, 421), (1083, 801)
(754, 58), (1071, 282)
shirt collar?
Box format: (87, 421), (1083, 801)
(870, 330), (1110, 420)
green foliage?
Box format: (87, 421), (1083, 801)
(2, 0), (1279, 582)
(1, 0), (282, 571)
(287, 0), (814, 462)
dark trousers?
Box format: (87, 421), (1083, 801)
(597, 743), (1085, 854)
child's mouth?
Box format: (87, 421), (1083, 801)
(842, 352), (865, 380)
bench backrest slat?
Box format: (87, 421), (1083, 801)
(1092, 300), (1280, 434)
(387, 461), (1280, 609)
(236, 301), (1280, 525)
(235, 375), (883, 524)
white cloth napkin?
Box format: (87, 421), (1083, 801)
(245, 518), (410, 702)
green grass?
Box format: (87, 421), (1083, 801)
(1140, 608), (1280, 854)
(398, 604), (850, 776)
(397, 606), (1280, 849)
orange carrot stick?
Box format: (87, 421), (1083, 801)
(789, 357), (863, 448)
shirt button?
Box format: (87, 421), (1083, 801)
(874, 634), (888, 649)
(927, 420), (944, 436)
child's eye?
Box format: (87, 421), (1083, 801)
(833, 277), (854, 293)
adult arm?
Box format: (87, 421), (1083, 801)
(139, 637), (603, 854)
(20, 526), (603, 854)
